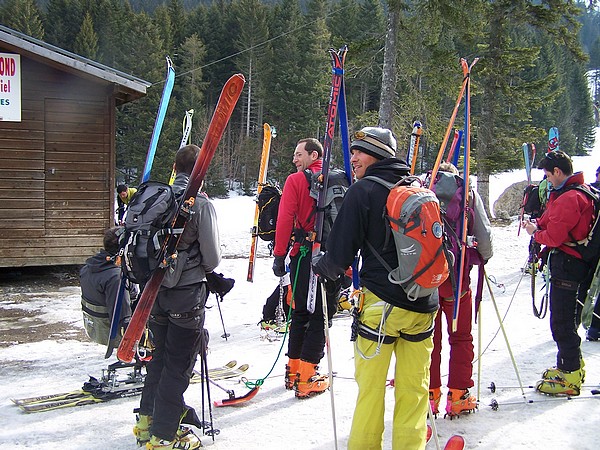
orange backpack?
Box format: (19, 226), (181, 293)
(365, 175), (450, 301)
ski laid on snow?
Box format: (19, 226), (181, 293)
(247, 123), (274, 282)
(117, 73), (245, 363)
(12, 361), (248, 413)
(190, 363), (249, 383)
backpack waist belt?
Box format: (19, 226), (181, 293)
(357, 321), (434, 344)
(81, 297), (109, 318)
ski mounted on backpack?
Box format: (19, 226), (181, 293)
(445, 129), (463, 167)
(106, 57), (176, 358)
(428, 58), (479, 332)
(169, 109), (195, 185)
(548, 126), (559, 152)
(117, 74), (245, 363)
(247, 123), (274, 282)
(306, 46), (346, 314)
(406, 121), (422, 175)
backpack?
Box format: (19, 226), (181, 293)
(562, 184), (600, 265)
(429, 171), (483, 280)
(304, 168), (349, 246)
(257, 184), (281, 242)
(120, 181), (179, 284)
(364, 175), (449, 301)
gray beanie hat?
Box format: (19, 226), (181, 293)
(350, 126), (397, 160)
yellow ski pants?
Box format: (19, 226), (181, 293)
(348, 290), (435, 450)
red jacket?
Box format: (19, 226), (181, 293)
(535, 172), (594, 259)
(274, 160), (322, 257)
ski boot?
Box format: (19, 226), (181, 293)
(259, 319), (288, 334)
(133, 414), (152, 446)
(536, 367), (585, 396)
(294, 360), (329, 399)
(429, 387), (442, 416)
(134, 415), (201, 448)
(285, 358), (300, 390)
(445, 388), (477, 418)
(586, 327), (600, 341)
(145, 432), (202, 450)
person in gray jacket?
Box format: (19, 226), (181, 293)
(135, 144), (221, 450)
(79, 227), (134, 345)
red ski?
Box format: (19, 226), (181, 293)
(444, 435), (465, 450)
(117, 73), (245, 363)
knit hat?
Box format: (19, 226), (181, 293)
(350, 127), (397, 160)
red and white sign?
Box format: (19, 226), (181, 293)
(0, 53), (21, 122)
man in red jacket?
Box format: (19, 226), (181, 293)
(272, 138), (340, 398)
(522, 150), (594, 395)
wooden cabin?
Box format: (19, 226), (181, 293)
(0, 25), (150, 267)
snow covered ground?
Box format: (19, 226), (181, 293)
(0, 128), (599, 450)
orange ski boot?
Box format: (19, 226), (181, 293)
(445, 388), (477, 418)
(285, 358), (300, 390)
(294, 360), (329, 399)
(429, 387), (442, 416)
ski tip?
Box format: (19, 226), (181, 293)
(444, 435), (465, 450)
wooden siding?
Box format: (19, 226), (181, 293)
(0, 55), (114, 267)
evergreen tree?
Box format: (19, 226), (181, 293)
(0, 0), (45, 39)
(74, 11), (98, 59)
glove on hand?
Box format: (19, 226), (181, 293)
(206, 272), (235, 297)
(272, 255), (287, 277)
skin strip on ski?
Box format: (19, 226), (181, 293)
(117, 74), (245, 363)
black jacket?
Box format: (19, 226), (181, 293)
(79, 250), (133, 323)
(314, 158), (438, 313)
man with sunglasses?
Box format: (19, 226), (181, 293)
(522, 150), (594, 395)
(313, 127), (437, 449)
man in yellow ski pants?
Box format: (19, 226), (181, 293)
(313, 127), (438, 449)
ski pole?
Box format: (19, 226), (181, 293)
(214, 293), (230, 340)
(201, 339), (216, 440)
(489, 392), (600, 410)
(488, 381), (600, 393)
(320, 281), (338, 450)
(428, 401), (442, 450)
(484, 270), (527, 401)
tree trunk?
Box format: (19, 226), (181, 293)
(379, 7), (399, 128)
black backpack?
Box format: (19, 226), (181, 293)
(120, 181), (179, 284)
(562, 184), (600, 265)
(304, 168), (349, 246)
(522, 184), (544, 219)
(257, 184), (281, 242)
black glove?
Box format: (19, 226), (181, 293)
(206, 272), (235, 297)
(272, 255), (287, 277)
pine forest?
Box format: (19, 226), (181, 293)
(1, 0), (599, 211)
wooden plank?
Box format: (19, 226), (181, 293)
(0, 141), (44, 151)
(0, 161), (45, 172)
(0, 170), (45, 180)
(45, 209), (107, 219)
(0, 189), (43, 200)
(0, 255), (90, 267)
(0, 199), (42, 209)
(0, 129), (44, 140)
(0, 218), (44, 229)
(0, 236), (103, 248)
(45, 142), (107, 153)
(44, 152), (109, 163)
(0, 208), (44, 219)
(0, 149), (44, 159)
(45, 121), (105, 134)
(0, 179), (44, 190)
(45, 191), (105, 200)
